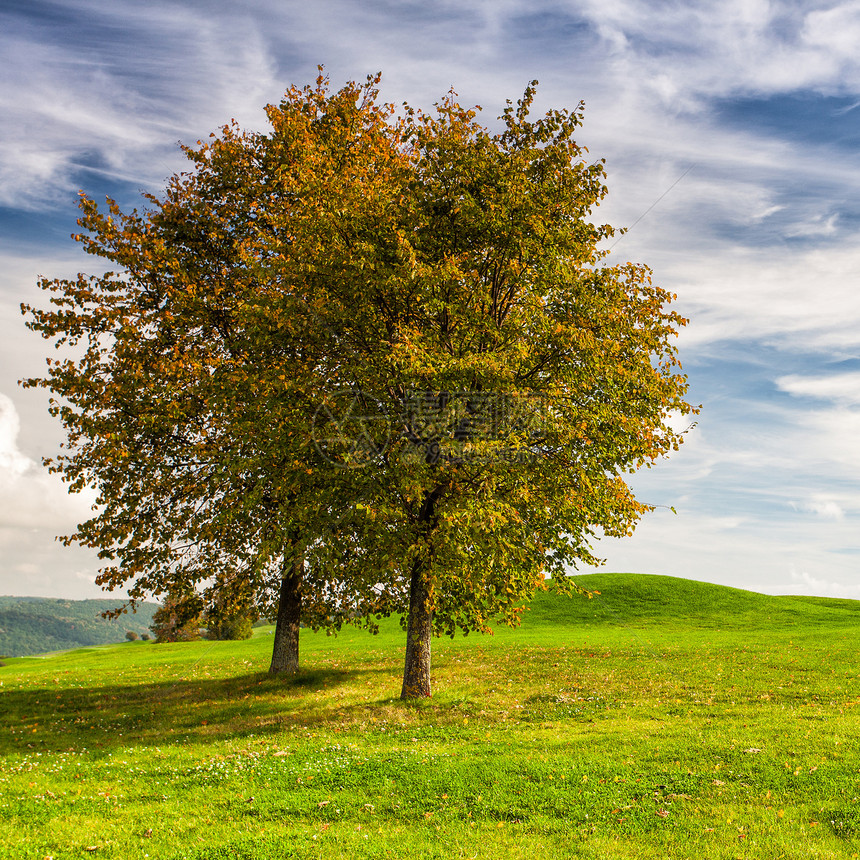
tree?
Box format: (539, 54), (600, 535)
(125, 630), (139, 641)
(205, 612), (253, 641)
(22, 72), (411, 674)
(22, 73), (695, 698)
(204, 580), (254, 640)
(149, 592), (202, 643)
(306, 85), (696, 698)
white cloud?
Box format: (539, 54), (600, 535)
(802, 2), (860, 59)
(791, 495), (847, 520)
(785, 212), (839, 238)
(0, 391), (103, 598)
(0, 392), (95, 534)
(795, 408), (860, 474)
(750, 203), (785, 222)
(789, 568), (860, 599)
(777, 372), (860, 406)
(658, 240), (860, 350)
(0, 393), (32, 477)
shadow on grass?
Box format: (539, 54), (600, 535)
(0, 666), (397, 755)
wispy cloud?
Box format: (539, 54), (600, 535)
(0, 1), (280, 208)
(777, 372), (860, 405)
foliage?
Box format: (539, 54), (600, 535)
(0, 596), (157, 657)
(21, 72), (695, 695)
(205, 611), (253, 641)
(150, 593), (202, 643)
(2, 575), (860, 859)
(305, 81), (696, 696)
(202, 575), (256, 641)
(124, 630), (139, 641)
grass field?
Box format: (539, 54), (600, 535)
(3, 573), (860, 859)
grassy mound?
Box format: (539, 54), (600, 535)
(522, 573), (860, 630)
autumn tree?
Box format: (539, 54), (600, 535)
(308, 85), (696, 698)
(21, 72), (411, 674)
(22, 73), (695, 698)
(204, 610), (254, 641)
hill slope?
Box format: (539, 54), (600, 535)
(0, 596), (158, 657)
(2, 574), (855, 659)
(521, 572), (860, 631)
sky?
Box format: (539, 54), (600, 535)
(2, 0), (860, 600)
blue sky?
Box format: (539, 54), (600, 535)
(2, 0), (860, 599)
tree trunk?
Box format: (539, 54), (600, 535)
(400, 485), (441, 700)
(401, 559), (433, 699)
(269, 555), (303, 675)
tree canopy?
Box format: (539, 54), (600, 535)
(22, 72), (696, 697)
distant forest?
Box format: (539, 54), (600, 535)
(0, 597), (159, 658)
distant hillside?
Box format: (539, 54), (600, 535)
(0, 597), (159, 657)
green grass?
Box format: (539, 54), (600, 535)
(3, 573), (860, 858)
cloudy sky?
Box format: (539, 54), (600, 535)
(2, 0), (860, 600)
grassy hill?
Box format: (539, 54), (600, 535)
(0, 596), (158, 657)
(3, 573), (860, 859)
(523, 572), (860, 629)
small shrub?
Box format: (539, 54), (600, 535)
(150, 592), (203, 643)
(140, 632), (151, 641)
(205, 612), (253, 641)
(125, 630), (140, 641)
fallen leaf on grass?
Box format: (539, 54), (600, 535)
(656, 809), (669, 818)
